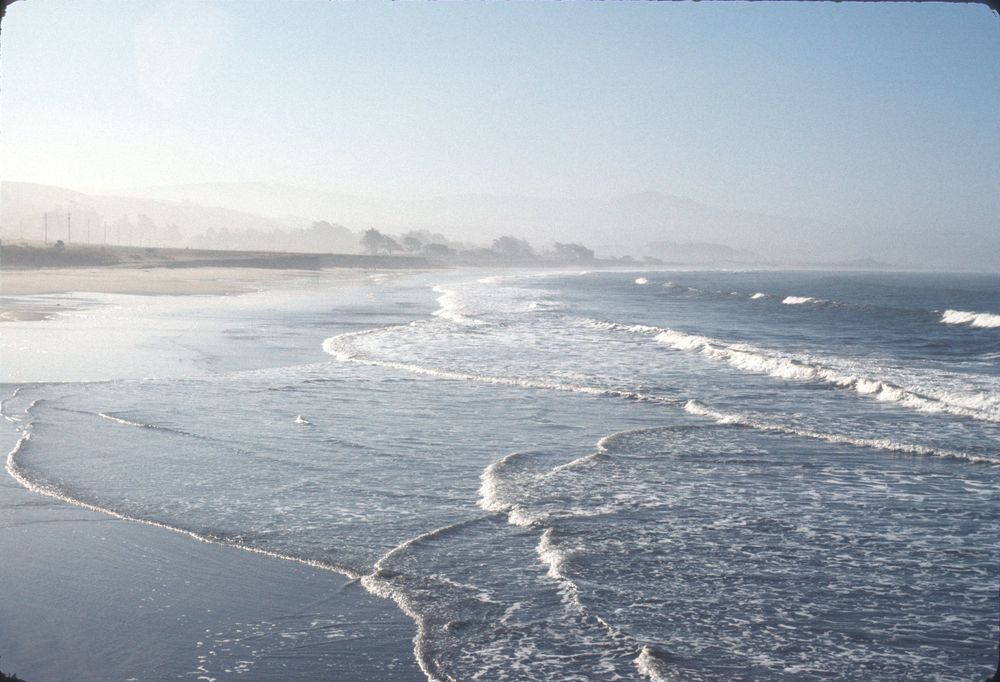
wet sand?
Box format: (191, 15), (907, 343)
(0, 468), (422, 681)
(0, 263), (426, 681)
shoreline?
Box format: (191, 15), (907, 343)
(0, 266), (428, 681)
(0, 463), (424, 681)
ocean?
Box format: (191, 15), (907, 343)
(3, 268), (999, 681)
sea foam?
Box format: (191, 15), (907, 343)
(941, 309), (1000, 328)
(782, 295), (818, 305)
(682, 399), (996, 465)
(581, 317), (1000, 423)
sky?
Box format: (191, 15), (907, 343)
(1, 0), (999, 265)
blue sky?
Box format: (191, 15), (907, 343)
(2, 0), (998, 256)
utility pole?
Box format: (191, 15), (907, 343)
(43, 212), (48, 244)
(103, 221), (107, 245)
(67, 211), (72, 243)
(87, 215), (91, 244)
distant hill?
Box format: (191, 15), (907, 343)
(0, 182), (360, 254)
(645, 240), (762, 264)
(118, 182), (837, 262)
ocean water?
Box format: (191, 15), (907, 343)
(3, 269), (999, 681)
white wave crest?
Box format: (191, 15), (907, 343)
(577, 318), (665, 335)
(97, 412), (157, 428)
(782, 296), (817, 305)
(647, 328), (1000, 423)
(581, 318), (1000, 423)
(323, 330), (683, 413)
(683, 400), (997, 465)
(941, 309), (1000, 329)
(751, 292), (768, 300)
(537, 528), (576, 582)
(478, 450), (536, 514)
(635, 277), (650, 285)
(635, 646), (677, 682)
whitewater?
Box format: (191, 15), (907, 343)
(3, 268), (999, 680)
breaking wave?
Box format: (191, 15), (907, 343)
(581, 318), (1000, 423)
(682, 399), (996, 465)
(941, 309), (1000, 329)
(782, 295), (820, 305)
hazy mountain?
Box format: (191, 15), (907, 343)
(2, 182), (292, 242)
(645, 240), (762, 264)
(117, 182), (836, 262)
(9, 181), (989, 269)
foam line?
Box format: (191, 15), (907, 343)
(682, 399), (997, 465)
(2, 401), (454, 682)
(323, 331), (683, 407)
(329, 324), (996, 464)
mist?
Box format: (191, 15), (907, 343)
(1, 1), (998, 270)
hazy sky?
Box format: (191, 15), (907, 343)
(2, 0), (998, 244)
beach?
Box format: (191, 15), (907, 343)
(2, 263), (998, 680)
(0, 259), (426, 682)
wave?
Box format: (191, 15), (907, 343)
(750, 292), (769, 300)
(97, 411), (162, 429)
(94, 410), (222, 443)
(657, 329), (1000, 422)
(323, 328), (682, 409)
(635, 646), (678, 682)
(682, 399), (996, 465)
(5, 407), (364, 580)
(6, 397), (456, 682)
(478, 450), (543, 525)
(0, 386), (25, 424)
(479, 421), (999, 681)
(431, 285), (482, 326)
(328, 321), (1000, 462)
(487, 437), (719, 681)
(941, 309), (1000, 329)
(635, 278), (650, 285)
(580, 318), (1000, 424)
(536, 528), (661, 679)
(363, 515), (503, 682)
(782, 295), (820, 305)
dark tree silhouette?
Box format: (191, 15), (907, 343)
(361, 228), (385, 255)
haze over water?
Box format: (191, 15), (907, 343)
(2, 1), (999, 268)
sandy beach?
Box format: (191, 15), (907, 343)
(0, 258), (427, 681)
(0, 265), (298, 298)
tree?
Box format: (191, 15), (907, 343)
(552, 242), (595, 262)
(382, 235), (402, 254)
(402, 235), (423, 253)
(492, 235), (534, 261)
(423, 242), (455, 259)
(309, 221), (358, 253)
(361, 228), (385, 255)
